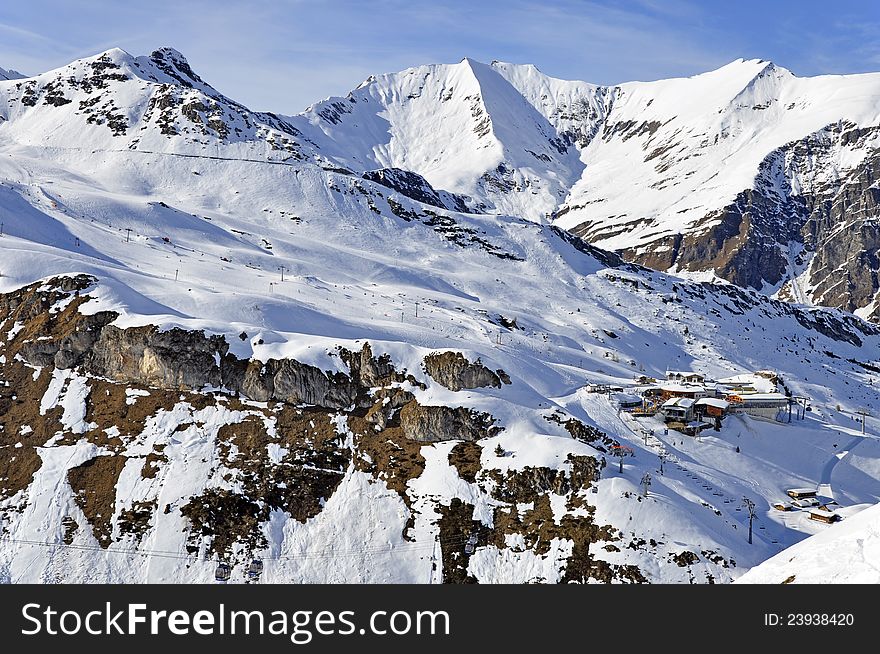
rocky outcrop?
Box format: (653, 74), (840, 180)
(545, 412), (617, 452)
(220, 356), (359, 409)
(423, 351), (510, 391)
(364, 387), (416, 430)
(399, 401), (499, 442)
(610, 188), (799, 291)
(0, 278), (507, 444)
(1, 277), (431, 410)
(572, 122), (880, 321)
(362, 167), (471, 213)
(338, 342), (412, 389)
(89, 325), (227, 389)
(803, 146), (880, 314)
(488, 456), (602, 502)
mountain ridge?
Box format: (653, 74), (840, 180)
(4, 49), (880, 319)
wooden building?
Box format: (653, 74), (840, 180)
(666, 371), (706, 384)
(786, 488), (817, 500)
(695, 397), (729, 418)
(659, 383), (707, 401)
(661, 397), (696, 422)
(808, 508), (839, 524)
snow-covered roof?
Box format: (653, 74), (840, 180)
(716, 374), (777, 392)
(740, 392), (789, 402)
(659, 383), (704, 393)
(612, 393), (642, 405)
(696, 398), (729, 409)
(787, 488), (817, 495)
(663, 397), (695, 408)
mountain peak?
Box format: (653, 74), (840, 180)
(0, 66), (26, 81)
(151, 46), (189, 62)
(490, 60), (542, 74)
(139, 47), (217, 95)
(712, 57), (791, 80)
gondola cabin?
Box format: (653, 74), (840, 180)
(215, 561), (231, 582)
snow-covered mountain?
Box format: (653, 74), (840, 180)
(283, 58), (880, 320)
(0, 67), (24, 82)
(290, 58), (607, 220)
(0, 48), (879, 584)
(4, 50), (880, 319)
(560, 60), (880, 322)
(0, 48), (310, 161)
(736, 503), (880, 583)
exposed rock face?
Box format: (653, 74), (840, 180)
(487, 457), (602, 502)
(423, 351), (511, 391)
(221, 356), (359, 409)
(610, 189), (798, 291)
(1, 277), (426, 410)
(1, 277), (506, 448)
(363, 387), (416, 430)
(573, 122), (880, 320)
(338, 342), (410, 389)
(362, 167), (471, 213)
(87, 325), (227, 388)
(399, 401), (499, 442)
(21, 313), (228, 391)
(0, 276), (525, 573)
(545, 412), (617, 453)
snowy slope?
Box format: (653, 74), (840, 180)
(290, 59), (600, 220)
(287, 57), (880, 318)
(736, 503), (880, 583)
(5, 51), (880, 317)
(559, 60), (880, 245)
(0, 48), (879, 584)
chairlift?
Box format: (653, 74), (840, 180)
(247, 558), (264, 580)
(215, 561), (231, 583)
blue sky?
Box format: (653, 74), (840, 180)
(1, 0), (878, 112)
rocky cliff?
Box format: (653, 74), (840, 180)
(578, 122), (880, 320)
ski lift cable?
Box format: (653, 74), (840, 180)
(0, 530), (486, 564)
(17, 444), (86, 579)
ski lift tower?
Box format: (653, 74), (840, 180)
(611, 444), (634, 474)
(856, 407), (871, 435)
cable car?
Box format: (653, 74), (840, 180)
(247, 558), (264, 580)
(215, 561), (231, 583)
